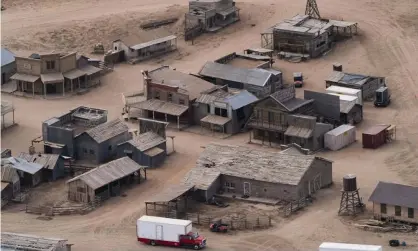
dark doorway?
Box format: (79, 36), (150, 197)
(2, 73), (5, 84)
(46, 84), (57, 94)
(126, 152), (133, 159)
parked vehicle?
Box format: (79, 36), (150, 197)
(293, 72), (303, 88)
(137, 216), (207, 250)
(319, 242), (382, 251)
(209, 221), (228, 233)
(326, 85), (363, 105)
(374, 86), (390, 107)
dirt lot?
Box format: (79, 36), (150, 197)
(2, 0), (418, 250)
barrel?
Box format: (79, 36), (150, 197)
(333, 63), (343, 72)
(343, 174), (357, 191)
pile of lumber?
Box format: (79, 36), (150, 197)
(354, 219), (414, 233)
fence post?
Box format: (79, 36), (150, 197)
(269, 216), (272, 227)
(256, 217), (260, 228)
(245, 219), (247, 229)
(197, 213), (200, 225)
(230, 220), (233, 230)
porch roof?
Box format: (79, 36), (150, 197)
(144, 147), (164, 157)
(10, 73), (39, 83)
(284, 126), (313, 139)
(201, 114), (231, 126)
(63, 68), (86, 79)
(133, 99), (188, 116)
(41, 73), (64, 84)
(79, 64), (102, 76)
(145, 184), (194, 203)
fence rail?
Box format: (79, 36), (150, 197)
(25, 197), (101, 216)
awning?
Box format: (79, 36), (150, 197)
(217, 6), (238, 17)
(284, 126), (313, 139)
(134, 99), (188, 116)
(63, 68), (86, 80)
(201, 114), (231, 126)
(145, 184), (194, 203)
(144, 147), (164, 157)
(10, 73), (39, 83)
(80, 64), (101, 76)
(41, 73), (64, 84)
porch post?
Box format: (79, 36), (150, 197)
(165, 113), (168, 122)
(43, 83), (47, 98)
(63, 81), (65, 96)
(177, 116), (180, 130)
(152, 111), (155, 119)
(2, 115), (4, 129)
(78, 77), (81, 90)
(32, 82), (35, 97)
(71, 79), (73, 93)
(249, 130), (252, 143)
(12, 109), (15, 125)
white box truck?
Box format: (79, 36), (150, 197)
(137, 216), (207, 250)
(319, 242), (383, 251)
(326, 86), (363, 106)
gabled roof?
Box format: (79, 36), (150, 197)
(197, 86), (258, 110)
(269, 90), (313, 112)
(368, 181), (418, 209)
(1, 48), (15, 67)
(122, 131), (166, 152)
(67, 157), (145, 189)
(1, 165), (20, 183)
(84, 119), (128, 143)
(326, 71), (370, 87)
(1, 157), (43, 174)
(1, 232), (68, 251)
(18, 152), (60, 170)
(198, 61), (272, 87)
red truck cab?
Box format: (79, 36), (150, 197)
(179, 232), (206, 249)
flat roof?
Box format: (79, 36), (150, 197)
(138, 215), (192, 226)
(273, 14), (333, 35)
(133, 99), (189, 116)
(363, 124), (390, 135)
(1, 232), (68, 251)
(194, 143), (327, 186)
(145, 184), (195, 203)
(130, 35), (177, 50)
(1, 101), (14, 115)
(319, 242), (382, 251)
(326, 71), (370, 87)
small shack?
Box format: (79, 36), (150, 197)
(1, 157), (43, 187)
(117, 131), (167, 168)
(324, 124), (356, 151)
(362, 125), (390, 149)
(67, 157), (147, 203)
(368, 181), (418, 224)
(1, 48), (16, 85)
(145, 184), (195, 217)
(1, 165), (21, 198)
(1, 232), (72, 251)
(18, 152), (64, 181)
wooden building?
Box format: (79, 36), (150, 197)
(198, 61), (282, 99)
(1, 232), (72, 251)
(183, 143), (333, 203)
(368, 181), (418, 224)
(194, 85), (258, 135)
(75, 119), (130, 164)
(135, 66), (214, 129)
(108, 36), (177, 64)
(10, 52), (102, 97)
(18, 152), (65, 181)
(214, 51), (273, 69)
(1, 48), (16, 85)
(1, 157), (43, 187)
(261, 14), (357, 58)
(0, 165), (20, 197)
(67, 157), (146, 203)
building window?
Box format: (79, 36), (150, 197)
(395, 205), (401, 216)
(89, 149), (95, 155)
(236, 107), (245, 120)
(264, 188), (267, 192)
(46, 60), (55, 70)
(168, 93), (173, 102)
(207, 104), (210, 113)
(215, 107), (227, 118)
(83, 148), (87, 153)
(155, 91), (160, 99)
(380, 203), (387, 214)
(179, 99), (185, 105)
(108, 145), (112, 151)
(408, 208), (414, 218)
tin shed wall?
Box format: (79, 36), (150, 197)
(325, 126), (356, 151)
(362, 131), (386, 149)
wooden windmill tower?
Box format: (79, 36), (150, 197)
(305, 0), (321, 19)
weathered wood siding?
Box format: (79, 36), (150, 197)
(40, 54), (61, 73)
(373, 203), (418, 224)
(15, 57), (41, 75)
(68, 179), (95, 203)
(60, 53), (77, 73)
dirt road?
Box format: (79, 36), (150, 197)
(1, 0), (418, 250)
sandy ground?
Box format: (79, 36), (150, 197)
(2, 0), (418, 250)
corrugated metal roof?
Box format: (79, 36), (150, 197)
(144, 147), (164, 157)
(130, 35), (177, 50)
(1, 157), (43, 174)
(201, 114), (231, 126)
(145, 184), (194, 203)
(63, 68), (86, 79)
(1, 232), (68, 251)
(10, 73), (39, 83)
(1, 166), (19, 183)
(284, 126), (313, 139)
(225, 90), (258, 109)
(197, 87), (257, 110)
(41, 73), (64, 84)
(199, 62), (272, 87)
(1, 48), (15, 66)
(326, 71), (370, 87)
(125, 131), (166, 152)
(368, 181), (418, 209)
(67, 157), (144, 189)
(133, 99), (188, 116)
(18, 152), (60, 170)
(85, 119), (128, 143)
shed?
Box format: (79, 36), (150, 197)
(1, 232), (72, 251)
(67, 157), (146, 203)
(75, 119), (130, 164)
(18, 152), (64, 181)
(1, 48), (16, 84)
(1, 165), (21, 196)
(1, 157), (43, 187)
(324, 124), (356, 151)
(368, 181), (418, 224)
(117, 131), (167, 168)
(362, 124), (390, 149)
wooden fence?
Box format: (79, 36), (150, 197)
(281, 197), (312, 217)
(26, 197), (101, 216)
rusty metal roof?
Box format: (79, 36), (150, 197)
(85, 119), (128, 143)
(368, 181), (418, 209)
(67, 157), (145, 189)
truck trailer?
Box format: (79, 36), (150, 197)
(319, 242), (383, 251)
(137, 216), (207, 250)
